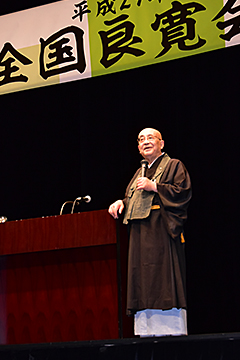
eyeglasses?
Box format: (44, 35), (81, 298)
(137, 135), (162, 144)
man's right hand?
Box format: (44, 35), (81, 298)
(108, 200), (124, 219)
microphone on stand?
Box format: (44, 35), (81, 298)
(140, 159), (148, 177)
(0, 216), (7, 223)
(77, 195), (91, 203)
(71, 195), (91, 214)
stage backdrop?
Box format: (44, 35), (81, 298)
(1, 0), (240, 95)
(0, 0), (240, 339)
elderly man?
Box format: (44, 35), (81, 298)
(108, 128), (192, 337)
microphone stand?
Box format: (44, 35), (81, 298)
(61, 196), (91, 215)
(60, 201), (74, 215)
(71, 198), (81, 214)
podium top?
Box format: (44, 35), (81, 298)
(0, 209), (118, 256)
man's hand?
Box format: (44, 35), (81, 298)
(108, 200), (124, 219)
(136, 177), (157, 192)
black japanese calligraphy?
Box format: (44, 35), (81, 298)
(0, 42), (33, 86)
(135, 0), (161, 7)
(120, 0), (131, 11)
(97, 0), (161, 15)
(120, 0), (160, 9)
(212, 0), (240, 41)
(39, 26), (86, 80)
(151, 1), (206, 57)
(99, 14), (145, 68)
(97, 0), (116, 16)
(72, 1), (91, 22)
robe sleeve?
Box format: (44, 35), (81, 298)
(156, 159), (192, 239)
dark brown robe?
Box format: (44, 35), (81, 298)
(124, 155), (192, 315)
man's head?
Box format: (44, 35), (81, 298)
(137, 128), (164, 164)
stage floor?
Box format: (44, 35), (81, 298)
(0, 333), (240, 360)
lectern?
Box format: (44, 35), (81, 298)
(0, 210), (133, 345)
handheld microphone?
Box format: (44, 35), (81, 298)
(140, 160), (148, 177)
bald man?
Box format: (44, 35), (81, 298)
(109, 128), (192, 337)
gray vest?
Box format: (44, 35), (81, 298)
(123, 154), (171, 224)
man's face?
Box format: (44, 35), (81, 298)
(138, 128), (164, 163)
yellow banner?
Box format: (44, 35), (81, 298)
(0, 0), (239, 95)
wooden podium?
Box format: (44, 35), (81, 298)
(0, 210), (133, 345)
